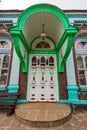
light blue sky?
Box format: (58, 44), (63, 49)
(0, 0), (87, 10)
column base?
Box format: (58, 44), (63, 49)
(8, 84), (19, 93)
(67, 85), (79, 101)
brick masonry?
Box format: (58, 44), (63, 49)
(58, 70), (68, 100)
(19, 66), (27, 99)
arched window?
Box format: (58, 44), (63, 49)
(35, 41), (50, 49)
(76, 55), (87, 86)
(32, 56), (37, 66)
(78, 70), (86, 85)
(75, 35), (87, 87)
(0, 35), (12, 87)
(2, 55), (9, 68)
(0, 41), (10, 49)
(49, 56), (54, 66)
(77, 56), (84, 68)
(76, 41), (87, 50)
(40, 56), (45, 66)
(76, 42), (82, 49)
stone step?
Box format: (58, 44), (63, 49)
(15, 103), (72, 127)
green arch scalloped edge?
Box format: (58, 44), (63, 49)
(8, 3), (78, 73)
(16, 4), (70, 30)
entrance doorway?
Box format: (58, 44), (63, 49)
(28, 54), (59, 102)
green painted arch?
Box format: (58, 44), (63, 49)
(30, 35), (56, 50)
(13, 36), (27, 72)
(59, 35), (74, 72)
(16, 4), (70, 30)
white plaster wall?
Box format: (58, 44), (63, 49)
(9, 47), (20, 84)
(66, 49), (76, 85)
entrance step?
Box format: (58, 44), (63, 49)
(15, 103), (72, 127)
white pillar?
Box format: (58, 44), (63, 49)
(8, 48), (20, 93)
(66, 49), (78, 101)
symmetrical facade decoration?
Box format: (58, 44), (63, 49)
(0, 3), (87, 105)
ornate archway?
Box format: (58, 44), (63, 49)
(8, 4), (78, 72)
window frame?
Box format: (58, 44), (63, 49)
(0, 37), (12, 87)
(76, 54), (87, 88)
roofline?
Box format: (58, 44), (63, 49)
(64, 10), (87, 13)
(0, 10), (23, 13)
(0, 9), (87, 13)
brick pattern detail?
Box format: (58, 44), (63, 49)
(59, 70), (68, 100)
(19, 66), (27, 99)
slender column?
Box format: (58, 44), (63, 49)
(66, 49), (78, 101)
(8, 48), (20, 93)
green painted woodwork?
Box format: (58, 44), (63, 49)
(58, 35), (76, 72)
(30, 50), (56, 54)
(60, 99), (87, 105)
(46, 36), (56, 49)
(59, 100), (70, 104)
(80, 88), (87, 92)
(8, 84), (19, 93)
(17, 99), (27, 103)
(30, 36), (39, 49)
(16, 4), (70, 29)
(8, 4), (78, 73)
(0, 87), (6, 91)
(18, 99), (87, 104)
(13, 36), (28, 72)
(19, 31), (30, 52)
(8, 4), (80, 104)
(56, 26), (78, 51)
(8, 29), (29, 72)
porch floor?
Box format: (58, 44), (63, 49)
(15, 103), (72, 127)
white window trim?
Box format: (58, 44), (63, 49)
(77, 55), (87, 88)
(0, 54), (10, 87)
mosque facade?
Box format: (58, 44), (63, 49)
(0, 3), (87, 105)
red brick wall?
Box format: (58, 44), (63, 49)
(58, 69), (68, 100)
(19, 66), (27, 99)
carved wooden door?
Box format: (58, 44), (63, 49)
(28, 54), (58, 102)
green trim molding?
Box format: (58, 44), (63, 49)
(17, 99), (27, 103)
(0, 87), (6, 91)
(13, 36), (28, 72)
(8, 4), (78, 73)
(14, 4), (70, 29)
(8, 84), (19, 93)
(57, 28), (78, 72)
